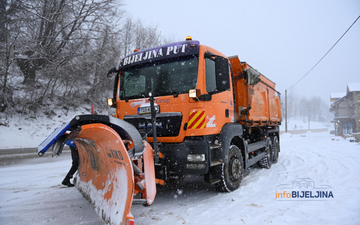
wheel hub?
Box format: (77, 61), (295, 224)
(230, 158), (241, 180)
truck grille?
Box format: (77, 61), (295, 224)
(124, 112), (182, 137)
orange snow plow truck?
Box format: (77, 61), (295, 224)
(38, 37), (281, 224)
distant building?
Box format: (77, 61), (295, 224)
(330, 92), (346, 103)
(330, 83), (360, 136)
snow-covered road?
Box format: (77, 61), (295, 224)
(1, 132), (360, 225)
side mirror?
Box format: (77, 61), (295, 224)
(107, 67), (119, 77)
(199, 94), (212, 101)
(204, 51), (214, 59)
(215, 57), (230, 92)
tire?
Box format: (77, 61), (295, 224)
(216, 145), (244, 192)
(271, 136), (279, 164)
(258, 138), (272, 169)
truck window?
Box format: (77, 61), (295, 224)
(122, 72), (146, 97)
(119, 57), (198, 99)
(206, 58), (216, 93)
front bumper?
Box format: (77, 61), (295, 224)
(159, 138), (210, 175)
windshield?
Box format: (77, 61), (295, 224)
(119, 57), (198, 99)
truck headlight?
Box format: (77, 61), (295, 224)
(189, 89), (200, 98)
(107, 98), (114, 106)
(187, 154), (205, 162)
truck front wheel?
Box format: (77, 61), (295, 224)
(216, 145), (244, 192)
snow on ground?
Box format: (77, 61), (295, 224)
(1, 130), (360, 225)
(0, 108), (113, 149)
(0, 156), (103, 225)
(0, 111), (74, 149)
(279, 119), (331, 131)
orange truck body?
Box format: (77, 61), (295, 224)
(229, 56), (282, 126)
(110, 38), (281, 191)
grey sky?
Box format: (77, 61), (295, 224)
(125, 0), (360, 104)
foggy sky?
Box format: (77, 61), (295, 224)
(125, 0), (360, 104)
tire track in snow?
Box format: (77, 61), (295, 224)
(128, 133), (360, 224)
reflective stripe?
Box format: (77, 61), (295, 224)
(188, 111), (206, 129)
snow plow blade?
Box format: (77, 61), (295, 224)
(38, 115), (157, 225)
(74, 123), (134, 224)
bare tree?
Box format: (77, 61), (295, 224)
(281, 90), (332, 125)
(122, 17), (162, 55)
(86, 17), (164, 102)
(1, 0), (169, 114)
(14, 0), (122, 86)
(0, 0), (22, 112)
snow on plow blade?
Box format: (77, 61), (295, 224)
(38, 115), (156, 225)
(74, 124), (134, 224)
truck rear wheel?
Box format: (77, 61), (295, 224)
(271, 136), (279, 164)
(216, 145), (244, 192)
(258, 138), (272, 169)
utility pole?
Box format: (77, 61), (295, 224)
(308, 108), (311, 130)
(285, 89), (287, 133)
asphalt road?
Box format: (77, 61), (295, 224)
(0, 147), (71, 167)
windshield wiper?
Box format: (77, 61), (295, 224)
(124, 92), (148, 100)
(155, 90), (179, 97)
(124, 90), (181, 100)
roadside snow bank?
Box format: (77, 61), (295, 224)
(280, 120), (331, 131)
(0, 107), (113, 149)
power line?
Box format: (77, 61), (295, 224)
(287, 15), (360, 90)
(284, 15), (360, 133)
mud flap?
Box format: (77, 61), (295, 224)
(72, 123), (134, 225)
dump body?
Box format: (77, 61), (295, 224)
(229, 56), (282, 127)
